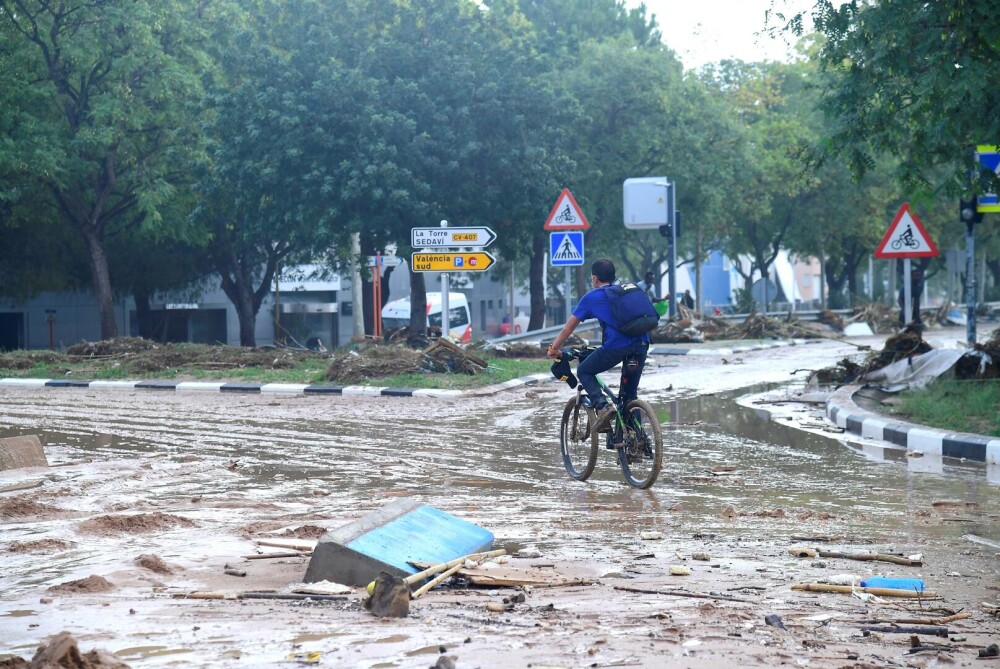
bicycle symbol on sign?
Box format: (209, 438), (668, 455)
(890, 224), (920, 250)
(554, 205), (576, 225)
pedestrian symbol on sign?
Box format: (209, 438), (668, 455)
(549, 231), (585, 266)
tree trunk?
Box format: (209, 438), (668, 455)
(81, 226), (118, 340)
(528, 233), (546, 330)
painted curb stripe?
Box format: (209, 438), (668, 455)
(44, 380), (91, 388)
(826, 386), (990, 463)
(0, 378), (50, 387)
(88, 381), (138, 390)
(303, 385), (344, 394)
(260, 383), (310, 393)
(221, 383), (263, 393)
(135, 381), (179, 390)
(175, 382), (225, 392)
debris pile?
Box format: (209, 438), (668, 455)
(421, 339), (489, 375)
(324, 344), (423, 383)
(649, 320), (703, 344)
(474, 342), (548, 359)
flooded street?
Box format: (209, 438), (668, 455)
(2, 336), (999, 667)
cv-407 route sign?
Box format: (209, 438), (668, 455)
(411, 227), (497, 248)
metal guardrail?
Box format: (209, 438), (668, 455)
(486, 303), (1000, 345)
(487, 308), (854, 345)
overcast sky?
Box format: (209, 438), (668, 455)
(631, 0), (815, 69)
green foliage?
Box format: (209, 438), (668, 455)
(895, 380), (1000, 437)
(793, 0), (1000, 193)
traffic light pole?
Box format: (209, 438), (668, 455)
(964, 218), (976, 345)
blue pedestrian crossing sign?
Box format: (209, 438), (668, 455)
(550, 231), (584, 266)
(976, 145), (1000, 213)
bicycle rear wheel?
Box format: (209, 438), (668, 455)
(617, 399), (663, 489)
(560, 396), (598, 481)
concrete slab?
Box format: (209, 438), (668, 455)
(0, 435), (48, 471)
(304, 497), (494, 586)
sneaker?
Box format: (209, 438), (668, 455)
(593, 404), (615, 434)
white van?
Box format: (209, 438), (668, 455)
(381, 292), (471, 343)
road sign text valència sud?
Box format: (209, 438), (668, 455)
(411, 252), (496, 272)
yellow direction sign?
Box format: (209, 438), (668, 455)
(411, 251), (496, 272)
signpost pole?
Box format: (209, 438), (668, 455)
(668, 188), (677, 319)
(565, 267), (572, 320)
(965, 219), (976, 345)
(440, 220), (449, 336)
(902, 257), (912, 329)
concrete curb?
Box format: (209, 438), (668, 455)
(0, 373), (554, 399)
(826, 384), (1000, 465)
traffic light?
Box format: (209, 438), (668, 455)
(960, 197), (984, 224)
(658, 211), (682, 239)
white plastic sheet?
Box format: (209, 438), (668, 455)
(861, 349), (964, 392)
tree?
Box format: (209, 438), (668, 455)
(0, 0), (211, 339)
(788, 0), (1000, 193)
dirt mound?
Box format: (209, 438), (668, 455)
(277, 525), (327, 539)
(0, 350), (65, 370)
(4, 631), (130, 668)
(325, 344), (423, 383)
(475, 342), (547, 359)
(66, 337), (158, 357)
(135, 554), (173, 574)
(78, 512), (195, 535)
(6, 539), (74, 554)
(48, 575), (114, 594)
(0, 498), (63, 518)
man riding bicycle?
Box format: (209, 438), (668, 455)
(546, 258), (650, 433)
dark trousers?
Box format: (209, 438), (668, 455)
(577, 341), (648, 409)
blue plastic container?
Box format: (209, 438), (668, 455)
(860, 577), (925, 591)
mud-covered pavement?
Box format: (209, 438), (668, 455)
(2, 332), (999, 668)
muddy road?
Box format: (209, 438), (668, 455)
(2, 333), (999, 668)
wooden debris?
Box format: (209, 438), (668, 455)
(862, 625), (949, 638)
(817, 550), (922, 566)
(792, 584), (939, 599)
(613, 585), (753, 604)
(421, 338), (489, 374)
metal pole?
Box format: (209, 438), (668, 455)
(965, 220), (976, 345)
(509, 264), (515, 331)
(351, 232), (365, 339)
(903, 257), (912, 329)
(440, 220), (449, 338)
(564, 267), (572, 320)
(668, 185), (677, 318)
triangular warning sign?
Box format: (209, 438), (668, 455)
(874, 203), (939, 259)
(543, 188), (590, 231)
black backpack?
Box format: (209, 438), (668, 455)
(603, 283), (659, 336)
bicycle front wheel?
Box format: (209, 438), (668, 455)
(560, 397), (598, 481)
(618, 399), (663, 489)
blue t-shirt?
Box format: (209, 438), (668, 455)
(573, 285), (651, 350)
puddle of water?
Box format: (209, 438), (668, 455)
(291, 631), (350, 644)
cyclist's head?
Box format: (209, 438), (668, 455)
(591, 258), (615, 284)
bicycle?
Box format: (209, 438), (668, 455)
(555, 347), (663, 489)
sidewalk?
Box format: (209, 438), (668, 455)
(826, 384), (1000, 465)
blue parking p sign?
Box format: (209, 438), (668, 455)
(550, 231), (584, 266)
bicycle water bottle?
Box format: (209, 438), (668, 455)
(860, 577), (925, 591)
